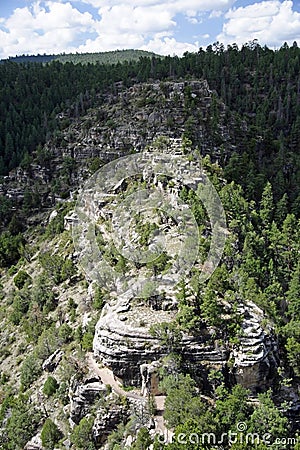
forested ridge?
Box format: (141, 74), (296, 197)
(3, 49), (158, 65)
(0, 43), (300, 449)
(1, 42), (300, 209)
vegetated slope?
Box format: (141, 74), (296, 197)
(0, 41), (300, 210)
(0, 135), (298, 449)
(4, 49), (159, 65)
(0, 99), (299, 449)
(0, 42), (300, 449)
(2, 54), (56, 64)
(54, 49), (161, 65)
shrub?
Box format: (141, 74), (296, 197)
(43, 376), (59, 397)
(81, 332), (94, 351)
(0, 231), (24, 268)
(10, 290), (31, 325)
(4, 394), (41, 449)
(14, 270), (31, 289)
(20, 354), (42, 390)
(41, 419), (62, 449)
(58, 323), (73, 343)
(70, 417), (96, 450)
(92, 286), (105, 311)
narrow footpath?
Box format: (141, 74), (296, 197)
(86, 352), (168, 437)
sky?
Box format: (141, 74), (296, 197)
(1, 0), (300, 59)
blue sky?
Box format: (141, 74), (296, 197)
(1, 0), (300, 58)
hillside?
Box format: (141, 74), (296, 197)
(0, 43), (299, 450)
(3, 49), (160, 65)
(1, 42), (300, 209)
(54, 49), (161, 65)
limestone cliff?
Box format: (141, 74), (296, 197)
(93, 294), (278, 394)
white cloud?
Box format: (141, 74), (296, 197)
(141, 36), (200, 56)
(209, 10), (223, 18)
(77, 0), (233, 55)
(218, 0), (300, 47)
(82, 0), (233, 8)
(0, 1), (95, 58)
(1, 0), (240, 59)
(96, 4), (176, 34)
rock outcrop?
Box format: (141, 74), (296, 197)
(42, 349), (64, 372)
(93, 401), (129, 445)
(24, 434), (43, 450)
(0, 79), (236, 213)
(69, 376), (107, 424)
(231, 301), (279, 394)
(93, 296), (278, 394)
(93, 295), (228, 387)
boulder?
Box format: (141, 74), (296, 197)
(42, 349), (63, 372)
(93, 402), (129, 445)
(24, 434), (42, 450)
(69, 376), (107, 424)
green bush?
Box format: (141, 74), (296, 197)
(58, 323), (73, 343)
(132, 427), (152, 450)
(61, 258), (76, 282)
(4, 394), (41, 449)
(92, 286), (105, 311)
(7, 265), (18, 276)
(20, 354), (42, 390)
(10, 289), (31, 325)
(70, 417), (96, 450)
(41, 419), (62, 449)
(81, 332), (94, 351)
(0, 231), (24, 268)
(13, 270), (31, 289)
(43, 376), (59, 397)
(32, 272), (56, 313)
(39, 252), (76, 285)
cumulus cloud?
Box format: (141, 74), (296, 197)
(209, 10), (223, 18)
(0, 1), (95, 58)
(1, 0), (235, 58)
(218, 0), (300, 47)
(96, 4), (176, 34)
(7, 0), (300, 60)
(77, 0), (233, 55)
(82, 0), (234, 9)
(141, 36), (199, 55)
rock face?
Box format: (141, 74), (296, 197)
(69, 376), (107, 424)
(42, 349), (64, 372)
(93, 298), (173, 386)
(93, 401), (129, 445)
(93, 295), (228, 387)
(0, 79), (236, 213)
(93, 296), (278, 394)
(231, 301), (279, 394)
(89, 142), (278, 393)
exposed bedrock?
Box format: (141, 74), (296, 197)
(93, 297), (279, 394)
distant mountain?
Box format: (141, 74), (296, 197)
(54, 49), (162, 65)
(2, 49), (161, 65)
(4, 54), (56, 64)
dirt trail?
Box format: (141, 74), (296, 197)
(86, 352), (167, 435)
(87, 352), (143, 400)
